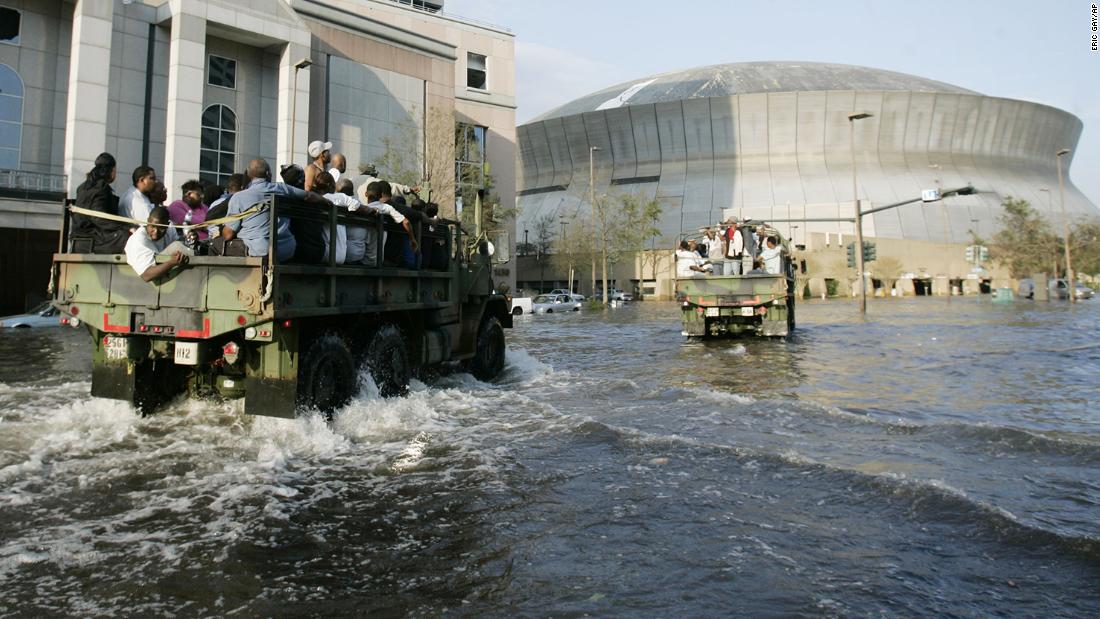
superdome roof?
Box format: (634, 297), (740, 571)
(530, 61), (980, 122)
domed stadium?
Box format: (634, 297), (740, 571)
(516, 61), (1096, 248)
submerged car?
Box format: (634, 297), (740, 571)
(1050, 279), (1094, 300)
(532, 294), (582, 313)
(608, 288), (634, 302)
(0, 301), (61, 329)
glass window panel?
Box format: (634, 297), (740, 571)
(0, 94), (21, 122)
(199, 149), (217, 173)
(199, 170), (218, 185)
(220, 106), (236, 131)
(467, 68), (486, 90)
(0, 121), (19, 148)
(0, 9), (19, 45)
(220, 130), (235, 152)
(218, 153), (234, 174)
(201, 106), (219, 128)
(473, 126), (486, 162)
(467, 52), (486, 71)
(208, 56), (236, 89)
(0, 65), (21, 96)
(0, 147), (18, 169)
(200, 127), (218, 149)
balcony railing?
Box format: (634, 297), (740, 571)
(0, 169), (68, 200)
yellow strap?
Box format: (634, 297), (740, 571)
(68, 203), (266, 233)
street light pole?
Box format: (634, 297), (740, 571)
(523, 228), (529, 257)
(289, 58), (312, 166)
(1039, 187), (1056, 280)
(930, 164), (951, 301)
(848, 112), (872, 313)
(590, 146), (607, 304)
(1056, 148), (1075, 304)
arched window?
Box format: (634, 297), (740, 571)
(199, 104), (236, 186)
(0, 64), (23, 170)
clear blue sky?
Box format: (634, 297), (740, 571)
(447, 0), (1100, 207)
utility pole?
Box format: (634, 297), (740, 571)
(848, 112), (872, 313)
(930, 164), (950, 302)
(1057, 148), (1075, 304)
(523, 228), (528, 257)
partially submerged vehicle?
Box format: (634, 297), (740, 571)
(676, 223), (796, 338)
(50, 194), (512, 417)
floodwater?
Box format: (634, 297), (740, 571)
(1, 298), (1099, 617)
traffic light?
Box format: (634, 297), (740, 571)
(847, 242), (856, 268)
(965, 245), (975, 262)
(979, 246), (989, 262)
(862, 241), (876, 262)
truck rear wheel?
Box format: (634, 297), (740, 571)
(367, 325), (410, 398)
(468, 316), (506, 381)
(299, 335), (358, 416)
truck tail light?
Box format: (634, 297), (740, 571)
(222, 341), (240, 365)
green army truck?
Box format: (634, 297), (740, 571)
(50, 194), (512, 418)
(677, 225), (796, 338)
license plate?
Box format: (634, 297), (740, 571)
(105, 337), (128, 360)
(705, 307), (719, 317)
(741, 307), (755, 317)
(174, 342), (199, 365)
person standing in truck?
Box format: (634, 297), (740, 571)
(328, 152), (347, 184)
(72, 152), (131, 254)
(119, 165), (157, 224)
(724, 218), (744, 275)
(761, 236), (784, 274)
(124, 206), (192, 282)
(304, 140), (332, 191)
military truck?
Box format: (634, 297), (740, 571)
(49, 194), (511, 418)
(676, 224), (796, 338)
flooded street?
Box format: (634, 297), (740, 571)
(2, 298), (1099, 617)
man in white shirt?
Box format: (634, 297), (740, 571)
(125, 206), (192, 282)
(352, 163), (417, 198)
(119, 165), (157, 224)
(676, 240), (710, 278)
(760, 236), (784, 274)
(724, 219), (745, 275)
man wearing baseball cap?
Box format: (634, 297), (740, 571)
(305, 139), (332, 190)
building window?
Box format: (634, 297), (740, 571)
(199, 105), (236, 186)
(466, 52), (486, 90)
(207, 55), (236, 89)
(455, 122), (486, 198)
(0, 8), (19, 46)
(0, 64), (22, 169)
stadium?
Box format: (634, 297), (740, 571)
(514, 61), (1097, 297)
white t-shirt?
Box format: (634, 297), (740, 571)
(125, 225), (178, 277)
(761, 245), (783, 274)
(323, 192), (359, 264)
(706, 235), (723, 260)
(329, 167), (343, 184)
(119, 186), (153, 224)
(361, 200), (406, 223)
(676, 249), (705, 277)
(726, 228), (744, 258)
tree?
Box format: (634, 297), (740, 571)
(604, 193), (662, 298)
(532, 214), (556, 257)
(551, 214), (596, 294)
(989, 197), (1059, 278)
(1069, 219), (1100, 277)
(873, 256), (904, 295)
(376, 106), (457, 213)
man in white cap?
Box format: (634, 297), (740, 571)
(305, 139), (332, 191)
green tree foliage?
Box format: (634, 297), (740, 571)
(989, 198), (1059, 278)
(1069, 219), (1100, 276)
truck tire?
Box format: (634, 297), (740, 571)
(468, 316), (506, 381)
(299, 335), (358, 416)
(787, 297), (796, 333)
(512, 306), (523, 315)
(366, 325), (410, 398)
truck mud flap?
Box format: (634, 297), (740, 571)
(91, 361), (137, 403)
(245, 377), (298, 419)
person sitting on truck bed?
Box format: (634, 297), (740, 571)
(281, 163), (327, 264)
(676, 240), (711, 277)
(125, 206), (192, 282)
(761, 236), (784, 274)
(205, 173), (246, 239)
(222, 158), (329, 262)
(352, 163), (417, 198)
(167, 180), (209, 242)
(334, 179), (370, 265)
(746, 258), (768, 275)
(71, 152), (132, 254)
